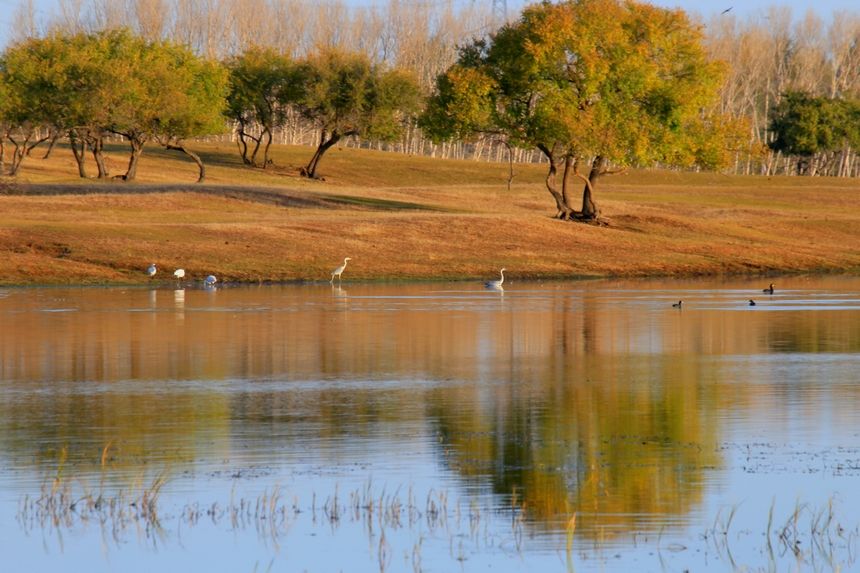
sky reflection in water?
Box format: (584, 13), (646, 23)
(1, 275), (860, 572)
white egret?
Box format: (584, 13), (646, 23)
(331, 257), (351, 283)
(147, 263), (157, 277)
(174, 269), (185, 281)
(485, 268), (505, 289)
(672, 300), (682, 308)
(204, 275), (217, 285)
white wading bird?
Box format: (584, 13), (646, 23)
(485, 268), (506, 289)
(331, 257), (351, 283)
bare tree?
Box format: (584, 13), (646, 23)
(826, 11), (860, 98)
(132, 0), (168, 40)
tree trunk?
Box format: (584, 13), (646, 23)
(69, 130), (88, 178)
(571, 158), (598, 220)
(562, 154), (575, 210)
(89, 134), (109, 179)
(262, 127), (273, 169)
(247, 125), (262, 167)
(7, 132), (33, 176)
(236, 120), (261, 166)
(123, 136), (146, 181)
(235, 122), (251, 164)
(504, 141), (516, 191)
(536, 143), (572, 219)
(166, 142), (206, 183)
(25, 132), (52, 156)
(304, 131), (341, 179)
(580, 155), (605, 219)
(43, 131), (60, 159)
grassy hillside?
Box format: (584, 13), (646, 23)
(1, 140), (860, 285)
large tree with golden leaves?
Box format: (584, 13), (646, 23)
(422, 0), (748, 221)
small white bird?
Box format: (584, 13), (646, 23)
(204, 275), (217, 285)
(174, 269), (185, 280)
(485, 268), (506, 289)
(331, 257), (351, 283)
(147, 263), (157, 277)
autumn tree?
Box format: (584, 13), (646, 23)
(293, 49), (421, 179)
(422, 0), (742, 220)
(225, 48), (295, 169)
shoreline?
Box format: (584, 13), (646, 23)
(2, 269), (855, 289)
(3, 143), (860, 286)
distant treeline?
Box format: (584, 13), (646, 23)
(707, 7), (860, 176)
(2, 0), (860, 179)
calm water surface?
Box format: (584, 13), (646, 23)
(2, 275), (860, 572)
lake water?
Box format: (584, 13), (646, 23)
(1, 276), (860, 572)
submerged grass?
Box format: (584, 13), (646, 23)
(15, 457), (860, 573)
(704, 497), (859, 573)
(3, 141), (860, 285)
(17, 469), (169, 548)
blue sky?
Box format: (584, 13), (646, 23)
(652, 0), (859, 18)
(1, 0), (859, 48)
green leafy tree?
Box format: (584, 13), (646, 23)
(2, 32), (112, 178)
(769, 91), (860, 175)
(147, 46), (228, 182)
(0, 79), (10, 175)
(102, 32), (228, 181)
(0, 38), (51, 176)
(1, 30), (227, 182)
(294, 49), (422, 179)
(225, 48), (295, 169)
(422, 0), (742, 221)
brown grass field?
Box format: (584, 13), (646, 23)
(1, 140), (859, 285)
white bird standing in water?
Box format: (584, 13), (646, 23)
(485, 268), (506, 289)
(147, 263), (157, 277)
(204, 275), (217, 286)
(174, 269), (185, 285)
(331, 257), (351, 283)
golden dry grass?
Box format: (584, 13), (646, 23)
(2, 140), (860, 285)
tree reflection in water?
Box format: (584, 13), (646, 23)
(2, 278), (860, 571)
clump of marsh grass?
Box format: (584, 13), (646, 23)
(773, 494), (858, 570)
(17, 469), (169, 548)
(704, 496), (860, 573)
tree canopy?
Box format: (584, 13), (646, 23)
(94, 31), (228, 181)
(225, 48), (296, 169)
(769, 91), (860, 175)
(422, 0), (746, 220)
(0, 30), (227, 181)
(293, 49), (422, 179)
